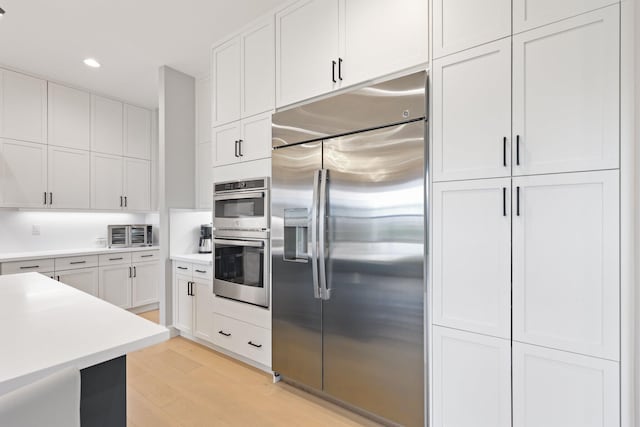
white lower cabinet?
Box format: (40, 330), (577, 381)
(173, 263), (215, 339)
(174, 274), (194, 334)
(57, 267), (99, 298)
(513, 342), (620, 427)
(194, 279), (215, 342)
(132, 261), (159, 307)
(99, 264), (132, 308)
(432, 326), (511, 427)
(212, 313), (271, 368)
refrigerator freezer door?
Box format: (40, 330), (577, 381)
(271, 141), (323, 390)
(321, 120), (426, 426)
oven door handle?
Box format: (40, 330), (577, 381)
(214, 239), (264, 248)
(310, 170), (321, 300)
(214, 191), (265, 201)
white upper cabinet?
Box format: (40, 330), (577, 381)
(0, 139), (47, 208)
(513, 342), (620, 427)
(91, 95), (124, 156)
(276, 0), (340, 107)
(47, 83), (91, 150)
(124, 158), (151, 211)
(433, 327), (511, 427)
(124, 104), (151, 160)
(433, 39), (511, 182)
(0, 69), (47, 144)
(242, 17), (275, 118)
(513, 0), (617, 33)
(91, 153), (123, 210)
(512, 171), (619, 360)
(196, 77), (211, 144)
(212, 38), (241, 126)
(213, 121), (241, 167)
(433, 0), (511, 58)
(47, 146), (90, 209)
(433, 178), (511, 339)
(512, 6), (619, 176)
(340, 0), (428, 87)
(213, 113), (272, 167)
(197, 141), (214, 209)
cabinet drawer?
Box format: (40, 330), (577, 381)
(55, 255), (98, 271)
(132, 250), (159, 263)
(212, 313), (271, 367)
(212, 313), (240, 352)
(98, 252), (132, 266)
(174, 262), (193, 276)
(1, 258), (55, 275)
(193, 265), (213, 280)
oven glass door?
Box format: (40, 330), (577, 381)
(214, 239), (264, 288)
(129, 227), (147, 246)
(214, 191), (267, 230)
(109, 226), (129, 247)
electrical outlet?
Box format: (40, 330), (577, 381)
(32, 225), (40, 236)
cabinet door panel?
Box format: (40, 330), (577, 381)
(242, 18), (275, 117)
(513, 342), (620, 427)
(433, 0), (511, 58)
(124, 104), (151, 160)
(0, 139), (47, 208)
(513, 7), (619, 176)
(48, 146), (90, 209)
(174, 275), (193, 334)
(433, 327), (511, 427)
(132, 261), (158, 307)
(433, 39), (511, 182)
(59, 267), (99, 298)
(48, 83), (91, 150)
(276, 0), (340, 107)
(99, 264), (131, 308)
(0, 70), (47, 144)
(91, 95), (124, 156)
(212, 37), (241, 126)
(240, 112), (272, 163)
(91, 153), (123, 210)
(194, 280), (215, 342)
(433, 178), (511, 338)
(341, 0), (428, 86)
(513, 171), (619, 360)
(213, 122), (241, 167)
(124, 158), (150, 211)
(514, 0), (617, 32)
(197, 141), (213, 209)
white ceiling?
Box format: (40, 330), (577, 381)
(0, 0), (284, 108)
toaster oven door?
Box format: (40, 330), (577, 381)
(108, 226), (129, 248)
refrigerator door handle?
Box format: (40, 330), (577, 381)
(310, 170), (321, 299)
(318, 169), (330, 300)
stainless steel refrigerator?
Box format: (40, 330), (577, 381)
(272, 71), (427, 427)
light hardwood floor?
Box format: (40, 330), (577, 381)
(129, 311), (380, 427)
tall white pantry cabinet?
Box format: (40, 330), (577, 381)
(431, 2), (621, 426)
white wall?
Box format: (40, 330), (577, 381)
(0, 211), (153, 253)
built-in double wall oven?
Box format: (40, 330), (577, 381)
(213, 178), (270, 308)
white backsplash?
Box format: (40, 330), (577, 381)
(0, 211), (159, 253)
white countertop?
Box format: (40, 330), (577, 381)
(0, 246), (161, 263)
(170, 253), (213, 265)
(0, 273), (169, 395)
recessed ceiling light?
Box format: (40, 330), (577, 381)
(83, 58), (101, 68)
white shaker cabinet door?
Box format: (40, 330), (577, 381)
(433, 39), (511, 182)
(340, 0), (428, 87)
(99, 264), (132, 308)
(512, 171), (619, 360)
(194, 279), (216, 343)
(242, 17), (275, 118)
(47, 83), (91, 150)
(212, 37), (241, 127)
(132, 261), (159, 307)
(59, 267), (100, 298)
(213, 121), (241, 167)
(276, 0), (340, 107)
(124, 158), (150, 211)
(239, 112), (272, 163)
(91, 95), (124, 156)
(0, 139), (47, 208)
(513, 0), (617, 33)
(432, 327), (511, 427)
(0, 69), (47, 144)
(433, 178), (511, 339)
(432, 0), (511, 58)
(91, 153), (123, 210)
(512, 6), (619, 176)
(513, 342), (620, 427)
(124, 104), (151, 160)
(174, 275), (194, 334)
(48, 146), (90, 209)
(197, 141), (214, 209)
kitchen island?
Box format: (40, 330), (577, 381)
(0, 272), (169, 426)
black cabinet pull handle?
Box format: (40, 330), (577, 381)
(20, 265), (39, 269)
(248, 341), (262, 348)
(109, 257), (123, 261)
(234, 140), (238, 157)
(332, 60), (337, 83)
(338, 58), (343, 81)
(128, 266), (132, 278)
(177, 266), (188, 270)
(133, 266), (137, 277)
(49, 192), (53, 205)
(516, 135), (520, 166)
(57, 276), (60, 281)
(120, 196), (123, 207)
(516, 186), (521, 216)
(503, 187), (507, 217)
(70, 261), (86, 265)
(124, 196), (128, 207)
(218, 330), (231, 337)
(44, 192), (47, 205)
(238, 140), (243, 157)
(503, 137), (507, 167)
(141, 254), (154, 258)
(195, 269), (206, 273)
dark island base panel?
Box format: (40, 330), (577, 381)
(80, 355), (126, 427)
